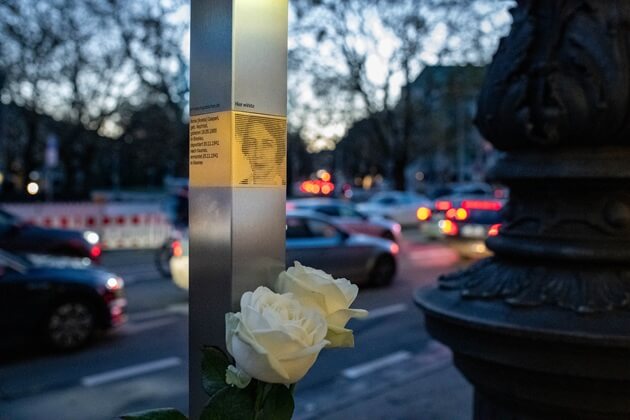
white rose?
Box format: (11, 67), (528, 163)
(225, 286), (329, 385)
(276, 262), (368, 348)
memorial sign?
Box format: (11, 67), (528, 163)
(189, 0), (288, 416)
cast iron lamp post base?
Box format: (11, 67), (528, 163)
(415, 0), (630, 417)
(418, 285), (630, 419)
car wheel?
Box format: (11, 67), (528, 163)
(156, 244), (172, 278)
(46, 301), (96, 351)
(369, 255), (396, 287)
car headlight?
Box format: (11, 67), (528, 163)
(106, 276), (124, 291)
(83, 230), (100, 245)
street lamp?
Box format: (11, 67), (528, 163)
(26, 181), (39, 196)
(416, 1), (630, 419)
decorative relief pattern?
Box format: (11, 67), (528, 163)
(499, 189), (630, 240)
(439, 258), (630, 314)
(476, 0), (630, 150)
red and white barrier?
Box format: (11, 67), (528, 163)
(2, 202), (173, 250)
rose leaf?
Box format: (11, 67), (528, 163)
(120, 408), (188, 420)
(260, 384), (294, 420)
(201, 386), (256, 420)
(201, 346), (230, 397)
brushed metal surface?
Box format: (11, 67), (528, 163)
(232, 0), (288, 116)
(189, 187), (232, 418)
(190, 0), (288, 117)
(232, 187), (286, 302)
(188, 187), (285, 417)
(190, 0), (232, 115)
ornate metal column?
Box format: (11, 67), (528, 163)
(415, 1), (630, 419)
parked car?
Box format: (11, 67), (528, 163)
(169, 211), (399, 290)
(0, 249), (126, 351)
(0, 209), (102, 262)
(287, 198), (402, 242)
(356, 191), (431, 227)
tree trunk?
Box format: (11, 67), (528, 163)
(21, 111), (38, 193)
(392, 155), (406, 191)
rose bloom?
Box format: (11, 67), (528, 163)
(226, 286), (329, 384)
(276, 262), (368, 348)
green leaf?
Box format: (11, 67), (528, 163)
(120, 408), (188, 420)
(201, 346), (230, 397)
(200, 385), (256, 420)
(259, 384), (294, 420)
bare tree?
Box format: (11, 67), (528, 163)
(289, 0), (511, 190)
(0, 0), (189, 197)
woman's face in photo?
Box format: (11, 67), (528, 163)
(243, 122), (277, 176)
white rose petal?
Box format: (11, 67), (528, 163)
(225, 286), (329, 385)
(276, 262), (369, 348)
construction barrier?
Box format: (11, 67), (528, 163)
(1, 202), (173, 250)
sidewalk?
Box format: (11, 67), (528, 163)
(294, 341), (472, 420)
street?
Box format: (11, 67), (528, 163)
(0, 232), (470, 420)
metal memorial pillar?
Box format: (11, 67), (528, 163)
(189, 1), (288, 416)
(416, 1), (630, 419)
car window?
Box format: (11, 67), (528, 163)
(305, 219), (339, 238)
(286, 217), (311, 239)
(337, 206), (364, 218)
(315, 206), (341, 217)
(378, 197), (397, 205)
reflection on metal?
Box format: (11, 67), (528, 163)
(190, 0), (288, 417)
(190, 0), (288, 116)
(416, 1), (630, 419)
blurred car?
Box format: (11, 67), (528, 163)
(169, 237), (189, 290)
(0, 208), (102, 262)
(417, 183), (501, 239)
(287, 198), (401, 242)
(0, 249), (126, 351)
(355, 191), (431, 227)
(169, 211), (399, 290)
(436, 198), (504, 258)
(156, 228), (187, 278)
(286, 211), (398, 286)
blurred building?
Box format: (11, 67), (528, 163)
(336, 65), (496, 193)
(0, 102), (188, 201)
(406, 65), (493, 189)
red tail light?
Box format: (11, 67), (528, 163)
(172, 240), (183, 257)
(435, 200), (452, 211)
(446, 208), (469, 221)
(461, 200), (502, 211)
(488, 224), (501, 237)
(439, 220), (459, 236)
(390, 243), (400, 255)
(299, 180), (335, 195)
(90, 245), (102, 259)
